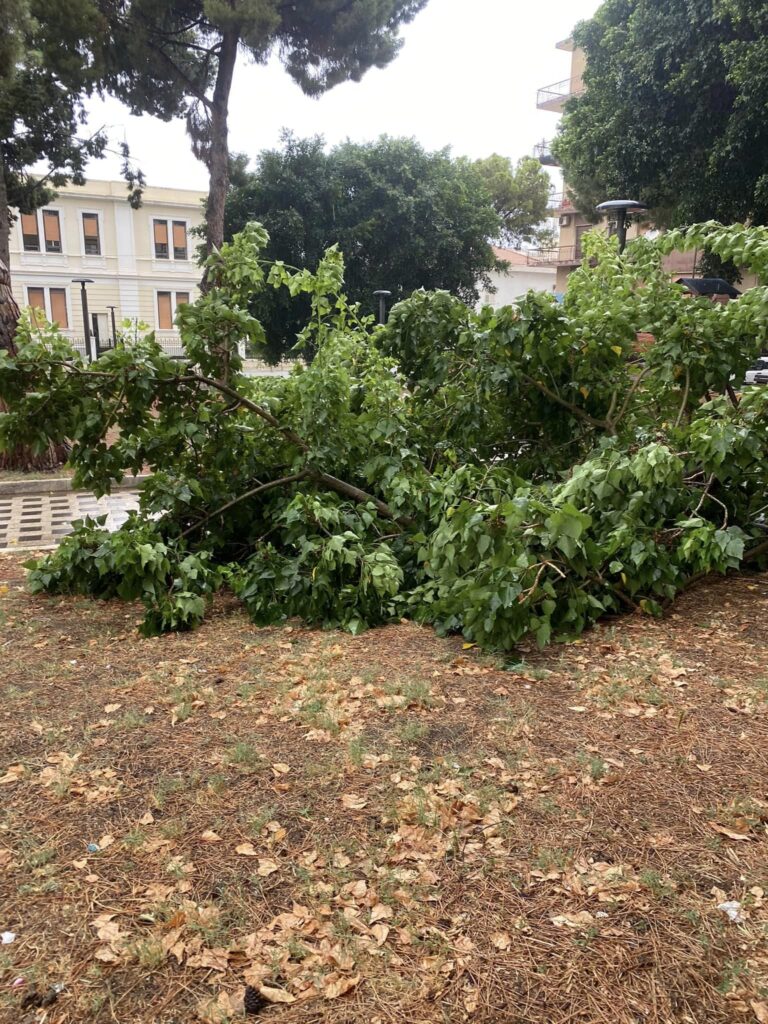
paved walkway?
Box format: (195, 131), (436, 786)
(0, 489), (139, 550)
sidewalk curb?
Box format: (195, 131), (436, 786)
(0, 475), (149, 497)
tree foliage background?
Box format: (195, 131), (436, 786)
(2, 220), (767, 648)
(553, 0), (768, 229)
(224, 135), (551, 360)
(103, 0), (430, 259)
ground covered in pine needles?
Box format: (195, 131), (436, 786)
(1, 553), (768, 1024)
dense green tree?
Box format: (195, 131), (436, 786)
(106, 0), (429, 262)
(0, 0), (195, 272)
(224, 134), (502, 359)
(553, 0), (768, 228)
(473, 153), (552, 246)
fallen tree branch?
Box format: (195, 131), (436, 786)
(674, 367), (690, 428)
(180, 374), (416, 528)
(180, 470), (311, 540)
(520, 374), (609, 431)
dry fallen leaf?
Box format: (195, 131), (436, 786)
(0, 764), (25, 785)
(271, 762), (290, 775)
(370, 903), (394, 924)
(103, 703), (121, 714)
(324, 974), (361, 999)
(257, 858), (279, 877)
(341, 794), (368, 810)
(138, 811), (155, 825)
(751, 1000), (768, 1023)
(97, 833), (115, 850)
(370, 923), (390, 946)
(200, 830), (223, 843)
(550, 911), (595, 929)
(259, 985), (296, 1004)
(463, 987), (479, 1013)
(709, 822), (752, 842)
(490, 930), (512, 950)
(236, 843), (258, 857)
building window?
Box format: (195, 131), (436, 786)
(157, 291), (173, 329)
(82, 213), (101, 255)
(42, 210), (62, 253)
(157, 290), (189, 329)
(153, 218), (189, 260)
(172, 221), (188, 260)
(26, 286), (69, 328)
(27, 287), (46, 325)
(49, 288), (69, 328)
(21, 213), (40, 252)
(153, 219), (169, 259)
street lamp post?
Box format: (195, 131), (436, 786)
(107, 305), (118, 347)
(72, 278), (95, 361)
(373, 290), (392, 326)
(595, 199), (648, 253)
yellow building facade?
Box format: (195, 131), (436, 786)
(9, 179), (207, 354)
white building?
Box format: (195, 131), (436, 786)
(477, 246), (557, 308)
(9, 179), (207, 355)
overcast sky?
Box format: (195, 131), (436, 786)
(82, 0), (601, 191)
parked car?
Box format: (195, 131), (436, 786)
(745, 356), (768, 384)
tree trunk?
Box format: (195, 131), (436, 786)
(204, 27), (238, 263)
(0, 155), (11, 282)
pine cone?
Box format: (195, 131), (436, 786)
(244, 985), (266, 1016)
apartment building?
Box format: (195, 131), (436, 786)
(9, 180), (207, 354)
(477, 247), (556, 308)
(533, 40), (699, 292)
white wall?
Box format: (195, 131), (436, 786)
(478, 264), (557, 308)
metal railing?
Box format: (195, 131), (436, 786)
(536, 78), (584, 110)
(526, 245), (583, 266)
(533, 140), (559, 166)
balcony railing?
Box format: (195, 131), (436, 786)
(536, 78), (584, 112)
(533, 140), (559, 166)
(526, 245), (583, 266)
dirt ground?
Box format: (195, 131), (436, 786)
(1, 553), (768, 1024)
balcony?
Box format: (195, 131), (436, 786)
(526, 245), (583, 266)
(536, 77), (584, 113)
(533, 140), (559, 166)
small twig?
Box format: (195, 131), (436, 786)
(611, 365), (652, 431)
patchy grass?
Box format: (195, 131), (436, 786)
(1, 552), (768, 1023)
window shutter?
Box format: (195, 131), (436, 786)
(175, 292), (189, 306)
(172, 221), (187, 258)
(153, 219), (169, 257)
(157, 292), (173, 329)
(27, 287), (46, 325)
(49, 289), (69, 328)
(21, 213), (40, 250)
(43, 210), (61, 251)
(82, 213), (100, 255)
